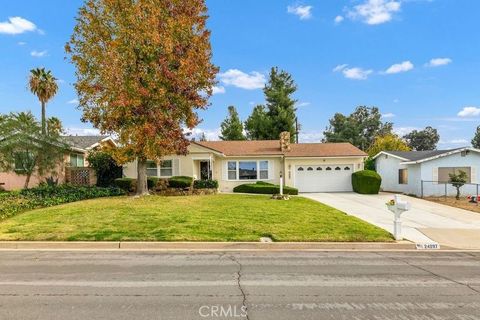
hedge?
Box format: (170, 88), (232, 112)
(352, 170), (382, 194)
(193, 179), (219, 189)
(233, 181), (298, 195)
(114, 177), (158, 192)
(168, 176), (193, 189)
(0, 184), (125, 221)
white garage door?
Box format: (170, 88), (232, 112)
(295, 165), (353, 193)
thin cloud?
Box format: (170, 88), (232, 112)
(212, 86), (226, 95)
(30, 50), (48, 58)
(347, 0), (401, 25)
(457, 107), (480, 118)
(0, 17), (37, 35)
(333, 64), (373, 80)
(67, 99), (79, 105)
(65, 127), (101, 136)
(425, 58), (452, 67)
(287, 5), (313, 20)
(296, 102), (311, 107)
(382, 112), (396, 118)
(334, 15), (344, 24)
(384, 61), (414, 74)
(218, 69), (266, 90)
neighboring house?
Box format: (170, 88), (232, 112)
(373, 147), (480, 197)
(123, 132), (367, 193)
(0, 136), (116, 190)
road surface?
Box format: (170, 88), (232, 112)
(0, 251), (479, 319)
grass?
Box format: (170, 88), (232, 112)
(0, 194), (393, 242)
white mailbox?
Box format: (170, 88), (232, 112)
(386, 195), (411, 240)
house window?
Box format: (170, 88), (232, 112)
(228, 161), (237, 180)
(227, 160), (270, 180)
(259, 161), (269, 179)
(159, 160), (173, 177)
(70, 153), (85, 167)
(146, 160), (158, 177)
(438, 167), (471, 183)
(298, 167), (304, 171)
(399, 169), (408, 184)
(239, 161), (257, 180)
(14, 152), (34, 173)
(326, 167), (332, 171)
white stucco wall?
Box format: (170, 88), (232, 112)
(376, 151), (480, 197)
(419, 151), (480, 197)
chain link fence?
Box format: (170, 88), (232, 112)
(421, 180), (479, 206)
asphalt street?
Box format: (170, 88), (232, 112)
(0, 251), (479, 320)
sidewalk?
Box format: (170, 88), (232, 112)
(0, 241), (420, 251)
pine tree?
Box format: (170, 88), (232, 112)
(219, 106), (245, 140)
(264, 67), (298, 142)
(244, 105), (271, 140)
(472, 126), (480, 148)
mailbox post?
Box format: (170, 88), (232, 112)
(386, 195), (411, 240)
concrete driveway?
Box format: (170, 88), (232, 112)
(302, 192), (480, 249)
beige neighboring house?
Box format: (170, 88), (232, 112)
(123, 133), (367, 193)
(0, 136), (116, 191)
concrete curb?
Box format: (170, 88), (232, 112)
(0, 241), (421, 251)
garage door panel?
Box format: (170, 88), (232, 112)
(295, 165), (353, 193)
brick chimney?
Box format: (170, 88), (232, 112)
(280, 131), (291, 152)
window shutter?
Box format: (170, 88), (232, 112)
(471, 166), (477, 183)
(432, 167), (438, 184)
(222, 160), (228, 181)
(268, 160), (274, 180)
(173, 159), (180, 176)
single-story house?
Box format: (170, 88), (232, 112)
(373, 147), (480, 197)
(0, 135), (116, 191)
(123, 132), (367, 193)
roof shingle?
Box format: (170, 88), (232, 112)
(62, 136), (110, 150)
(195, 140), (366, 157)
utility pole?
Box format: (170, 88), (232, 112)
(295, 117), (300, 144)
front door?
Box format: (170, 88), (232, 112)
(200, 161), (210, 180)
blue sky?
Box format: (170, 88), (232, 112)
(1, 0), (479, 147)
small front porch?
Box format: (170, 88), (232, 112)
(192, 157), (214, 181)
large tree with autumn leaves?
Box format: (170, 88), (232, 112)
(66, 0), (218, 195)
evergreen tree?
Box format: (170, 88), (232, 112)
(403, 126), (439, 151)
(244, 67), (298, 141)
(323, 106), (393, 151)
(472, 126), (480, 148)
(244, 105), (271, 140)
(264, 67), (298, 142)
(219, 106), (245, 140)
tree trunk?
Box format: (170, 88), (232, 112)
(456, 187), (460, 200)
(136, 157), (149, 196)
(41, 101), (46, 135)
(24, 173), (32, 189)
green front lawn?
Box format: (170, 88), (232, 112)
(0, 194), (393, 242)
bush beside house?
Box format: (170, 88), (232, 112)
(352, 170), (382, 194)
(0, 184), (125, 221)
(114, 176), (217, 196)
(233, 181), (299, 195)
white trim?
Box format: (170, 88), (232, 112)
(400, 148), (480, 164)
(284, 155), (366, 160)
(371, 151), (409, 161)
(85, 137), (117, 150)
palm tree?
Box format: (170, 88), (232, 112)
(28, 68), (59, 135)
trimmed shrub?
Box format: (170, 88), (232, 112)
(1, 184), (125, 221)
(87, 151), (123, 187)
(114, 177), (159, 192)
(193, 179), (219, 189)
(147, 177), (159, 190)
(352, 170), (382, 194)
(233, 181), (298, 195)
(168, 176), (193, 189)
(114, 178), (135, 192)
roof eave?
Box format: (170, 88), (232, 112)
(400, 147), (480, 164)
